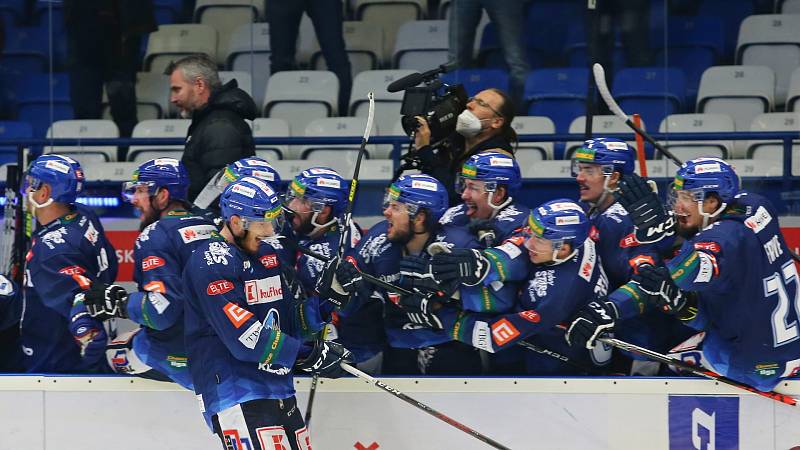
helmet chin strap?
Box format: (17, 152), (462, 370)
(27, 191), (53, 209)
(697, 200), (727, 230)
(308, 210), (337, 237)
(487, 194), (513, 219)
(590, 176), (614, 212)
(548, 245), (577, 266)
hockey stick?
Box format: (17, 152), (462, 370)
(598, 336), (798, 406)
(305, 92), (376, 428)
(592, 63), (683, 167)
(339, 362), (513, 449)
(0, 164), (19, 276)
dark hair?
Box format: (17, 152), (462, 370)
(488, 88), (518, 149)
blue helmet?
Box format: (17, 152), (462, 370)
(571, 137), (635, 176)
(123, 158), (189, 202)
(223, 157), (281, 187)
(458, 151), (522, 194)
(527, 198), (589, 248)
(24, 154), (84, 204)
(384, 174), (449, 221)
(672, 157), (739, 205)
(219, 177), (284, 230)
(285, 167), (349, 216)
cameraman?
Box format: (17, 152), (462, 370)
(412, 88), (517, 205)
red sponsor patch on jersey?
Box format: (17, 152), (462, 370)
(143, 280), (166, 293)
(141, 256), (165, 271)
(223, 302), (253, 329)
(619, 233), (639, 248)
(491, 318), (521, 346)
(518, 310), (540, 323)
(589, 225), (600, 241)
(628, 255), (656, 273)
(58, 265), (86, 276)
(207, 280), (234, 296)
(693, 241), (721, 253)
(259, 254), (279, 269)
(581, 262), (593, 278)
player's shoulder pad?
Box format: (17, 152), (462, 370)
(439, 204), (468, 226)
(356, 221), (397, 263)
(492, 202), (530, 235)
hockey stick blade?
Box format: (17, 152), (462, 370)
(599, 337), (798, 406)
(592, 63), (683, 167)
(340, 363), (513, 450)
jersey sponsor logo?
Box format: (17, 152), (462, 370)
(143, 280), (166, 293)
(238, 320), (263, 349)
(222, 429), (251, 450)
(45, 159), (70, 173)
(245, 275), (283, 305)
(495, 204), (524, 222)
(495, 241), (522, 259)
(178, 224), (216, 244)
(589, 225), (600, 241)
(555, 215), (581, 226)
(578, 240), (596, 282)
(205, 241), (232, 266)
(410, 179), (438, 191)
(84, 221), (99, 245)
(693, 241), (720, 253)
(316, 177), (341, 189)
(529, 269), (555, 299)
(141, 256), (165, 271)
(59, 265), (86, 276)
(41, 226), (68, 249)
(147, 292), (170, 314)
(231, 183), (257, 198)
(489, 156), (514, 167)
(619, 233), (639, 248)
(506, 235), (525, 246)
(548, 202), (584, 212)
(491, 319), (520, 346)
(744, 205), (772, 234)
(223, 302), (253, 328)
(472, 321), (494, 352)
(518, 310), (540, 323)
(59, 265), (92, 289)
(255, 426), (290, 450)
(694, 252), (716, 283)
(207, 280), (234, 295)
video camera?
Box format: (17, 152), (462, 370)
(388, 63), (468, 144)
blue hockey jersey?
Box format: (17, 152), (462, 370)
(21, 204), (118, 372)
(183, 234), (323, 418)
(124, 209), (218, 389)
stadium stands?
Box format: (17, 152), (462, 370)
(263, 70), (339, 134)
(45, 119), (119, 163)
(736, 14), (800, 106)
(659, 113), (735, 160)
(127, 119), (190, 162)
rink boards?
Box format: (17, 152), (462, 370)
(1, 375), (799, 450)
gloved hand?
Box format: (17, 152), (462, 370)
(565, 300), (617, 350)
(394, 293), (444, 330)
(632, 265), (686, 315)
(69, 304), (108, 363)
(430, 248), (490, 286)
(316, 257), (362, 308)
(0, 274), (16, 297)
(295, 340), (353, 379)
(616, 173), (675, 244)
(399, 255), (443, 295)
(80, 283), (129, 320)
(468, 219), (497, 247)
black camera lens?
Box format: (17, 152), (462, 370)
(401, 115), (422, 136)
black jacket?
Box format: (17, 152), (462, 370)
(416, 134), (515, 206)
(182, 80), (257, 202)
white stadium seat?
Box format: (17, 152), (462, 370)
(393, 20), (449, 71)
(127, 119), (190, 162)
(225, 23), (271, 108)
(312, 21), (383, 77)
(218, 71), (253, 99)
(736, 14), (800, 105)
(45, 120), (119, 163)
(511, 116), (556, 161)
(565, 115), (640, 159)
(300, 117), (379, 161)
(194, 0), (259, 64)
(746, 112), (800, 175)
(251, 118), (289, 160)
(263, 70), (339, 135)
(349, 69), (416, 134)
(144, 24), (217, 74)
(788, 66), (800, 112)
(659, 113), (735, 159)
(353, 0), (428, 63)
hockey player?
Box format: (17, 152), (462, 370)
(72, 158), (216, 388)
(276, 167), (382, 370)
(193, 156), (282, 211)
(406, 199), (612, 374)
(183, 177), (347, 449)
(571, 137), (689, 374)
(569, 158), (800, 391)
(12, 155), (118, 372)
(338, 174), (486, 374)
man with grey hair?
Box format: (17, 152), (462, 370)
(166, 54), (257, 203)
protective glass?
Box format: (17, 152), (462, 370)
(667, 182), (704, 212)
(241, 206), (285, 234)
(284, 187), (325, 213)
(455, 175), (497, 195)
(570, 160), (615, 178)
(382, 191), (419, 216)
(523, 233), (563, 253)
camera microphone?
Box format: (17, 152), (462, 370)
(386, 61), (458, 93)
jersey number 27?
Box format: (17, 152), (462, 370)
(764, 260), (800, 347)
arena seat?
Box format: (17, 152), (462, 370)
(194, 0), (260, 65)
(45, 120), (119, 163)
(349, 69), (415, 134)
(612, 67), (687, 131)
(0, 121), (31, 165)
(746, 113), (800, 176)
(353, 0), (428, 63)
(144, 24), (217, 74)
(736, 14), (800, 106)
(658, 113), (734, 160)
(565, 115), (640, 159)
(524, 68), (589, 135)
(300, 117), (379, 161)
(312, 21), (383, 77)
(225, 23), (271, 108)
(218, 71), (253, 99)
(251, 118), (289, 161)
(15, 73), (73, 137)
(510, 116), (555, 161)
(788, 67), (800, 112)
(392, 20), (448, 71)
(263, 70), (339, 135)
(441, 69), (510, 97)
(127, 119), (190, 162)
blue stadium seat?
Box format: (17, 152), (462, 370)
(564, 26), (626, 69)
(2, 26), (50, 74)
(698, 0), (753, 61)
(612, 67), (687, 131)
(654, 16), (724, 106)
(441, 69), (510, 97)
(0, 65), (26, 117)
(0, 120), (31, 165)
(34, 0), (64, 36)
(154, 5), (178, 25)
(478, 22), (547, 70)
(0, 0), (25, 23)
(524, 68), (589, 134)
(525, 0), (579, 60)
(14, 73), (73, 137)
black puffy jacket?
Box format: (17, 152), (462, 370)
(182, 80), (257, 202)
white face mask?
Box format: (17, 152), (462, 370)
(456, 110), (487, 138)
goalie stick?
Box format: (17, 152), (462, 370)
(305, 92), (376, 428)
(340, 362), (513, 450)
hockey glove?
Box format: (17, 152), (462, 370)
(80, 283), (129, 320)
(295, 340), (353, 379)
(616, 173), (675, 244)
(565, 300), (617, 350)
(632, 265), (687, 315)
(316, 257), (361, 308)
(468, 219), (498, 247)
(69, 304), (108, 363)
(399, 255), (445, 295)
(0, 274), (16, 297)
(395, 293), (444, 330)
(430, 248), (490, 286)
